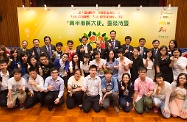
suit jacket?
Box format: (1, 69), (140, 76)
(151, 48), (160, 60)
(29, 47), (43, 60)
(137, 46), (148, 59)
(93, 48), (106, 59)
(41, 44), (56, 60)
(105, 40), (121, 58)
(120, 44), (134, 58)
(76, 44), (92, 61)
(18, 48), (30, 57)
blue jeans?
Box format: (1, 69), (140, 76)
(119, 96), (132, 112)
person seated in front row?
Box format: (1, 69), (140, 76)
(66, 69), (84, 109)
(118, 73), (134, 113)
(101, 69), (119, 113)
(24, 68), (45, 109)
(44, 67), (64, 111)
(152, 73), (171, 118)
(7, 68), (26, 109)
(82, 65), (102, 113)
(133, 66), (154, 113)
(0, 60), (10, 107)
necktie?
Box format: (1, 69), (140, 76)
(37, 48), (40, 54)
(141, 47), (143, 56)
(48, 46), (52, 57)
(111, 41), (115, 48)
(154, 49), (157, 57)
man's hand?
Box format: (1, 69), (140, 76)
(47, 85), (53, 91)
(102, 88), (106, 93)
(99, 100), (102, 105)
(54, 98), (60, 104)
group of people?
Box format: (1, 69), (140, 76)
(0, 30), (187, 119)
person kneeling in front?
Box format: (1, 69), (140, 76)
(7, 68), (26, 109)
(82, 65), (102, 113)
(44, 67), (64, 111)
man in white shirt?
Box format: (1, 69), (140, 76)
(7, 68), (26, 109)
(0, 60), (9, 107)
(24, 68), (45, 109)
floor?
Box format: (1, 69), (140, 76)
(0, 102), (185, 122)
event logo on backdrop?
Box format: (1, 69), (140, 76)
(17, 7), (178, 49)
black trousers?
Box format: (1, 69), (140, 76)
(24, 91), (45, 109)
(66, 91), (84, 109)
(0, 90), (8, 107)
(82, 95), (101, 113)
(61, 76), (68, 88)
(44, 91), (63, 107)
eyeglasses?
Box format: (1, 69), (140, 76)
(179, 77), (186, 80)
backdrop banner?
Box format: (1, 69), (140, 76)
(17, 7), (178, 49)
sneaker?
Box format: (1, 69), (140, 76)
(79, 104), (83, 109)
(144, 107), (149, 113)
(20, 104), (24, 110)
(114, 106), (119, 114)
(153, 106), (158, 113)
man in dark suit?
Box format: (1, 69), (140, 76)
(121, 36), (134, 58)
(29, 39), (43, 60)
(92, 40), (106, 59)
(18, 40), (30, 57)
(41, 36), (56, 61)
(105, 30), (121, 58)
(151, 39), (160, 60)
(76, 36), (92, 61)
(137, 38), (148, 59)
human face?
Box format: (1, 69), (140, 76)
(29, 71), (37, 79)
(110, 32), (116, 40)
(138, 70), (147, 78)
(40, 56), (48, 65)
(0, 49), (4, 55)
(73, 55), (79, 62)
(44, 37), (51, 46)
(14, 72), (22, 81)
(122, 74), (130, 84)
(74, 70), (81, 80)
(89, 68), (97, 76)
(82, 38), (88, 45)
(83, 57), (89, 63)
(12, 51), (18, 58)
(67, 42), (73, 49)
(22, 41), (28, 49)
(173, 50), (180, 58)
(109, 51), (114, 59)
(30, 58), (37, 66)
(104, 73), (112, 82)
(96, 41), (101, 48)
(147, 51), (152, 58)
(51, 70), (59, 80)
(156, 77), (164, 84)
(62, 54), (68, 62)
(139, 40), (146, 47)
(0, 63), (7, 71)
(125, 39), (131, 45)
(22, 55), (28, 62)
(179, 75), (187, 85)
(152, 41), (160, 49)
(133, 49), (139, 56)
(169, 41), (175, 49)
(117, 53), (123, 58)
(33, 40), (40, 48)
(95, 53), (100, 59)
(160, 48), (167, 56)
(56, 45), (62, 51)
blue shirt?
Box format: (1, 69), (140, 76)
(106, 59), (119, 78)
(101, 76), (118, 93)
(44, 76), (64, 98)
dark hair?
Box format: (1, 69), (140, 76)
(117, 48), (124, 54)
(125, 36), (132, 41)
(13, 68), (22, 74)
(83, 53), (90, 65)
(82, 36), (88, 40)
(32, 39), (40, 44)
(73, 69), (82, 75)
(104, 69), (113, 75)
(72, 53), (80, 71)
(28, 67), (37, 72)
(133, 47), (139, 51)
(10, 48), (18, 55)
(155, 72), (164, 78)
(159, 45), (168, 55)
(107, 49), (115, 62)
(139, 38), (146, 42)
(173, 48), (182, 56)
(110, 30), (116, 34)
(22, 40), (28, 44)
(56, 42), (63, 47)
(50, 67), (58, 73)
(62, 53), (69, 57)
(145, 49), (153, 61)
(152, 39), (160, 44)
(0, 60), (7, 65)
(44, 36), (51, 42)
(169, 40), (177, 50)
(89, 65), (97, 70)
(176, 73), (187, 88)
(28, 56), (39, 70)
(138, 66), (147, 72)
(0, 45), (8, 61)
(67, 40), (74, 45)
(94, 50), (101, 58)
(20, 52), (28, 65)
(121, 73), (132, 91)
(39, 53), (48, 59)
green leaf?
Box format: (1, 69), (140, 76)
(104, 37), (108, 41)
(97, 32), (101, 36)
(79, 38), (82, 43)
(92, 32), (96, 36)
(84, 33), (88, 37)
(88, 31), (92, 37)
(101, 33), (106, 37)
(87, 43), (91, 46)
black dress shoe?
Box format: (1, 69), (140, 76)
(48, 105), (53, 111)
